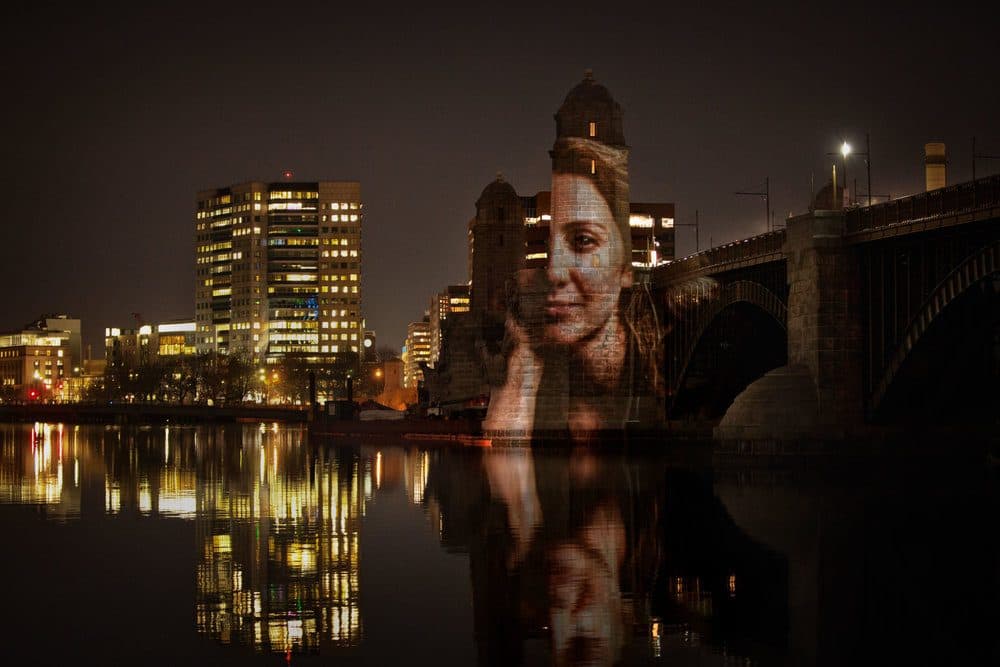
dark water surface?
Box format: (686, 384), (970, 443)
(0, 423), (996, 666)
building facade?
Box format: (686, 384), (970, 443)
(195, 180), (363, 364)
(428, 284), (470, 368)
(0, 315), (79, 401)
(105, 319), (198, 366)
(468, 176), (526, 319)
(401, 317), (431, 389)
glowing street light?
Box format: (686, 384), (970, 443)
(829, 135), (873, 206)
(840, 141), (851, 201)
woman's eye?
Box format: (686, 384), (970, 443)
(573, 234), (597, 250)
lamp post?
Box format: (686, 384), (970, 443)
(829, 134), (872, 206)
(840, 141), (851, 205)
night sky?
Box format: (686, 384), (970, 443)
(1, 2), (996, 353)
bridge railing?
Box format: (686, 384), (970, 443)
(845, 174), (1000, 233)
(654, 229), (785, 283)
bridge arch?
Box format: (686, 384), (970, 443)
(871, 241), (1000, 417)
(667, 280), (787, 416)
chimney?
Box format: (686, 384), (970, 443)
(925, 142), (946, 191)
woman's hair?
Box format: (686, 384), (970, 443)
(547, 137), (667, 407)
(550, 136), (631, 262)
(622, 282), (666, 405)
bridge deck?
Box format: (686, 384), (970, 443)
(653, 230), (785, 286)
(846, 174), (1000, 242)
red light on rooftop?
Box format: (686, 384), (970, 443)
(282, 170), (294, 180)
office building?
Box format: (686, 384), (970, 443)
(105, 319), (197, 366)
(401, 317), (431, 389)
(195, 179), (363, 364)
(428, 285), (470, 367)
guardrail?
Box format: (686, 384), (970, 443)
(654, 229), (785, 283)
(845, 174), (1000, 233)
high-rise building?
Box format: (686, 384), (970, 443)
(401, 317), (431, 389)
(195, 180), (363, 364)
(428, 285), (470, 367)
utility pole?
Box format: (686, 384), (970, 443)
(674, 209), (701, 253)
(865, 132), (872, 206)
(972, 136), (1000, 181)
(735, 177), (770, 233)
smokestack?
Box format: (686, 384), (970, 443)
(925, 142), (946, 191)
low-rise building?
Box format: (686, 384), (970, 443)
(0, 315), (79, 401)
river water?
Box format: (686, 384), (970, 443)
(0, 423), (996, 665)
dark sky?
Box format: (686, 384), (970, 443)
(1, 2), (996, 353)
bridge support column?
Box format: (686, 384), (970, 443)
(718, 210), (864, 440)
(785, 210), (864, 432)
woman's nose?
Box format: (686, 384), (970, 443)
(545, 235), (571, 285)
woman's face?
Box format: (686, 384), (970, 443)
(521, 173), (631, 345)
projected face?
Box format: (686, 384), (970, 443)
(547, 504), (625, 667)
(523, 173), (631, 346)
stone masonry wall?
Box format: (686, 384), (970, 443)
(784, 211), (864, 430)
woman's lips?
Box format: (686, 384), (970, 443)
(544, 300), (581, 319)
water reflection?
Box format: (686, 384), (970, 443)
(421, 446), (788, 665)
(192, 427), (364, 653)
(0, 423), (370, 656)
(0, 423), (91, 520)
(0, 424), (996, 665)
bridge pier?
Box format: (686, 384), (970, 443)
(718, 210), (864, 440)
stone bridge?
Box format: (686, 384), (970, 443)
(652, 175), (1000, 438)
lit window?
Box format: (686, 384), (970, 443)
(589, 121), (596, 137)
(590, 159), (596, 175)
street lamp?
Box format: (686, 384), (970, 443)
(829, 134), (872, 206)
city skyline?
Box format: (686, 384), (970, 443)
(1, 2), (996, 352)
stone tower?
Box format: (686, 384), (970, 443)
(550, 69), (631, 257)
(470, 174), (525, 318)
